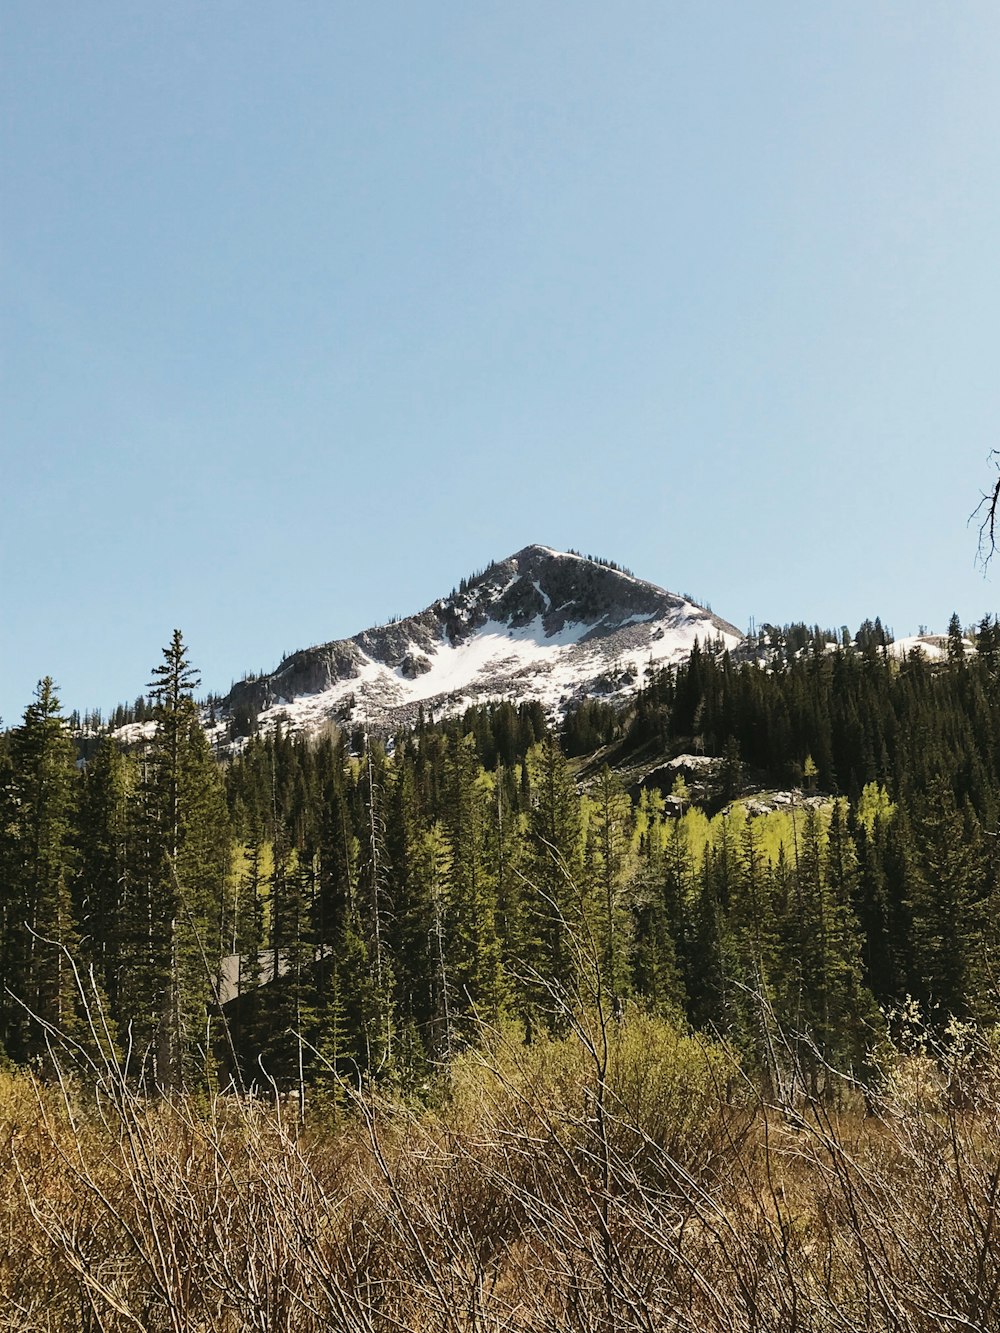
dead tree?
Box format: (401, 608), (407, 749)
(974, 450), (1000, 566)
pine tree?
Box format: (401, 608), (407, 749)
(687, 847), (726, 1031)
(976, 615), (998, 676)
(524, 735), (586, 1025)
(0, 679), (81, 1061)
(771, 805), (877, 1092)
(485, 763), (528, 1023)
(233, 826), (266, 998)
(75, 736), (137, 1032)
(728, 813), (780, 1081)
(441, 735), (505, 1033)
(909, 779), (987, 1020)
(823, 800), (879, 1077)
(947, 612), (966, 663)
(357, 739), (395, 1067)
(586, 765), (634, 1011)
(262, 844), (317, 1094)
(415, 820), (455, 1059)
(140, 632), (232, 1091)
(628, 793), (683, 1017)
(661, 813), (697, 1008)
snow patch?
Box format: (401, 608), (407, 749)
(531, 579), (552, 612)
(888, 635), (951, 662)
(111, 719), (158, 746)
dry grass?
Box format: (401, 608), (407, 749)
(1, 1015), (999, 1332)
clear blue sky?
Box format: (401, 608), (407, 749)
(4, 2), (1000, 723)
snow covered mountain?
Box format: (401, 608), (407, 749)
(219, 545), (744, 740)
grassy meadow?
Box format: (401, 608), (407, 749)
(1, 1007), (998, 1332)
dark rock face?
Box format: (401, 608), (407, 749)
(227, 641), (365, 716)
(487, 546), (688, 636)
(355, 611), (441, 664)
(399, 652), (432, 679)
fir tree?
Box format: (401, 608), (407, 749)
(442, 735), (505, 1033)
(357, 739), (395, 1066)
(947, 612), (966, 663)
(0, 679), (81, 1061)
(141, 632), (232, 1091)
(75, 736), (136, 1032)
(728, 814), (780, 1081)
(909, 779), (988, 1020)
(586, 765), (633, 1012)
(524, 735), (586, 1025)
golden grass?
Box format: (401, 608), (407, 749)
(1, 1016), (998, 1331)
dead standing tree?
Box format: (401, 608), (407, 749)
(974, 449), (1000, 566)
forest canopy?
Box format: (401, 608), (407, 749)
(2, 622), (999, 1099)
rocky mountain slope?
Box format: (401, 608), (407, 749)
(219, 545), (744, 739)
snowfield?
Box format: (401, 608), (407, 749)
(253, 610), (741, 735)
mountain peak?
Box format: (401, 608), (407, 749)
(507, 543), (626, 572)
(511, 542), (555, 561)
(219, 547), (742, 743)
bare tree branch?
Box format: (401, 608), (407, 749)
(973, 450), (1000, 567)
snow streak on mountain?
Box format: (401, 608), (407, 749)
(220, 545), (744, 739)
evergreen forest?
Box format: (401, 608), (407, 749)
(3, 615), (1000, 1100)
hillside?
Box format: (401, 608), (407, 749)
(220, 544), (743, 739)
